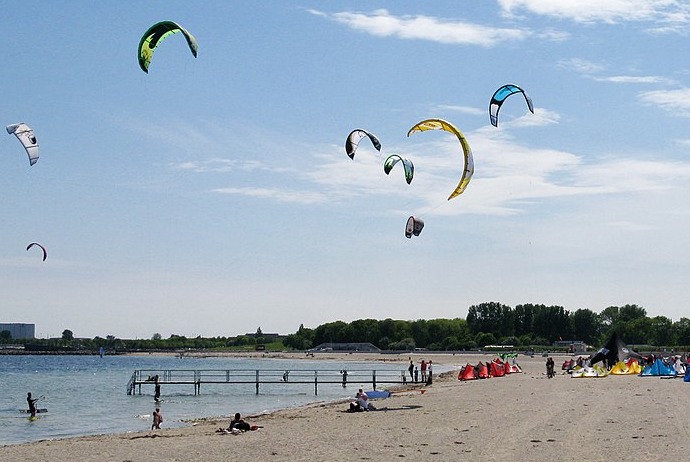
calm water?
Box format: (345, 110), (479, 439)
(0, 354), (414, 446)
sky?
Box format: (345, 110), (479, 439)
(3, 1), (690, 339)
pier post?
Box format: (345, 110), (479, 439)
(372, 370), (377, 390)
(256, 370), (260, 395)
(314, 371), (318, 396)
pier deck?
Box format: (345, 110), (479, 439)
(127, 368), (410, 396)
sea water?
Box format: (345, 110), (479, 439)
(0, 354), (416, 446)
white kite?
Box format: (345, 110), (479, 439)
(7, 123), (39, 166)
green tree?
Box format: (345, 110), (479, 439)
(0, 330), (12, 342)
(475, 332), (496, 347)
(389, 337), (415, 350)
(618, 304), (647, 323)
(284, 324), (315, 350)
(514, 304), (535, 337)
(531, 305), (571, 343)
(467, 302), (511, 337)
(62, 329), (74, 341)
(441, 336), (461, 350)
(410, 320), (430, 348)
(601, 304), (647, 333)
(350, 319), (380, 344)
(615, 317), (651, 345)
(313, 321), (351, 345)
(378, 336), (390, 350)
(570, 309), (601, 344)
(673, 318), (690, 346)
(647, 316), (674, 346)
(152, 333), (162, 341)
(500, 336), (520, 346)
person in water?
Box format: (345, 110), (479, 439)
(27, 392), (38, 417)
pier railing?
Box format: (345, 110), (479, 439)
(127, 368), (408, 396)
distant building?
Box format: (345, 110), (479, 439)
(0, 323), (35, 339)
(244, 332), (282, 341)
(552, 340), (587, 354)
(310, 342), (381, 352)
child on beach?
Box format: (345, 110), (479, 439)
(152, 408), (163, 430)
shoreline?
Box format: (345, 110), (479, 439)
(4, 353), (688, 462)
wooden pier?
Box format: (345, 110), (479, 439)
(127, 368), (408, 396)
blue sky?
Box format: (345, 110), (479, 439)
(3, 1), (690, 339)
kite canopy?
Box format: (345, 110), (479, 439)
(489, 84), (534, 127)
(26, 242), (47, 261)
(345, 129), (381, 159)
(588, 332), (643, 366)
(6, 123), (39, 166)
(407, 118), (473, 200)
(138, 21), (198, 73)
(640, 358), (677, 377)
(405, 216), (424, 238)
(383, 154), (414, 184)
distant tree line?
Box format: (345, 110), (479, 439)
(3, 303), (690, 352)
(283, 303), (690, 351)
(0, 328), (278, 353)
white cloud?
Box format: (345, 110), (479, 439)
(558, 58), (607, 74)
(638, 87), (690, 115)
(174, 159), (278, 173)
(504, 107), (560, 128)
(434, 105), (485, 116)
(593, 75), (676, 84)
(498, 0), (690, 24)
(175, 159), (242, 173)
(206, 124), (690, 219)
(212, 187), (329, 205)
(310, 9), (531, 46)
(558, 58), (676, 85)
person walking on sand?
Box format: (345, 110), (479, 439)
(152, 408), (163, 430)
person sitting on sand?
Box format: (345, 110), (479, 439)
(229, 412), (251, 431)
(351, 388), (376, 412)
(217, 413), (262, 433)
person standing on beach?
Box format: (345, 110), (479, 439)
(408, 360), (414, 382)
(27, 392), (38, 417)
(420, 360), (427, 383)
(152, 408), (163, 430)
(426, 360), (433, 385)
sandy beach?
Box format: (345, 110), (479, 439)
(2, 352), (689, 462)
